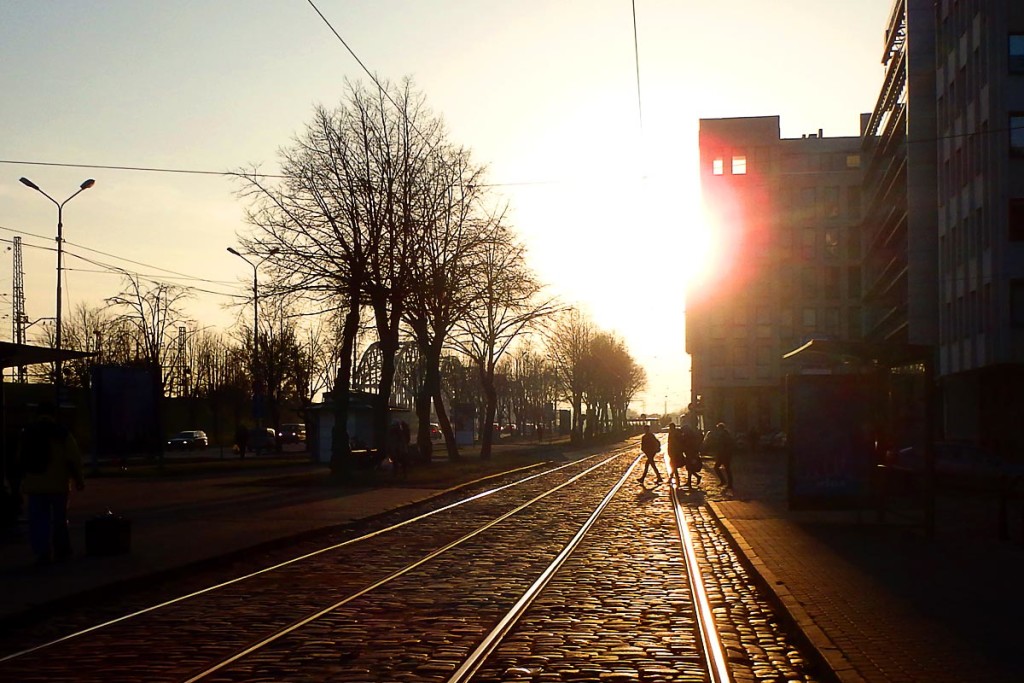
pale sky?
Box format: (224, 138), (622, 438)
(1, 0), (894, 414)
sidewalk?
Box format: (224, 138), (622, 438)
(710, 449), (1024, 683)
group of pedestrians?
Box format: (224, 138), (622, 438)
(638, 421), (735, 491)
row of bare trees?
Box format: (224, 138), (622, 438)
(235, 78), (563, 472)
(20, 79), (647, 470)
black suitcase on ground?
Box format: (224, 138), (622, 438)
(85, 512), (132, 556)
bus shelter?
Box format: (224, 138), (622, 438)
(781, 339), (935, 533)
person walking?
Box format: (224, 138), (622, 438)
(666, 423), (685, 487)
(702, 422), (736, 490)
(681, 423), (704, 488)
(639, 425), (663, 487)
(17, 401), (85, 566)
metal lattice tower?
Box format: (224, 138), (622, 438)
(12, 236), (25, 344)
(173, 326), (187, 397)
(12, 237), (27, 382)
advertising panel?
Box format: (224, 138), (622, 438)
(787, 373), (876, 510)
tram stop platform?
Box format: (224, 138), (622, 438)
(1, 442), (1022, 683)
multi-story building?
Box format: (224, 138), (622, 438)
(688, 116), (863, 434)
(690, 0), (1024, 452)
(860, 0), (938, 347)
(934, 0), (1024, 448)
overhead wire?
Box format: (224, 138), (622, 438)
(632, 0), (643, 132)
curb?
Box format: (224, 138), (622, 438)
(706, 500), (865, 683)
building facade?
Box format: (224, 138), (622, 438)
(688, 117), (863, 434)
(934, 0), (1024, 448)
(689, 0), (1024, 453)
(861, 0), (939, 346)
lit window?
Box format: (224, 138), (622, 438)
(713, 158), (724, 175)
(846, 154), (861, 168)
(732, 155), (747, 175)
(1010, 35), (1024, 74)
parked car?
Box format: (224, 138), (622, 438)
(247, 427), (277, 454)
(278, 423), (306, 445)
(430, 423), (442, 441)
(167, 430), (208, 451)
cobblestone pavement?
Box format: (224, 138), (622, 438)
(472, 470), (823, 683)
(0, 453), (632, 681)
(1, 446), (825, 683)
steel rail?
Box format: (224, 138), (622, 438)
(0, 449), (627, 664)
(669, 471), (732, 683)
(445, 456), (642, 683)
(182, 450), (631, 682)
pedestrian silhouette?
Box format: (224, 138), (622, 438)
(681, 423), (704, 488)
(702, 422), (736, 490)
(666, 423), (685, 487)
(639, 425), (663, 487)
(17, 401), (85, 566)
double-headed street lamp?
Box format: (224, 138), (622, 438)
(227, 246), (279, 425)
(19, 177), (95, 400)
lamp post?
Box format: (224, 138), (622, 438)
(227, 246), (279, 425)
(20, 177), (95, 401)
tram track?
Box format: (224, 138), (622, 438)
(1, 438), (816, 682)
(0, 446), (633, 681)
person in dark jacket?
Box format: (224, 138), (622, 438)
(702, 421), (736, 490)
(639, 425), (663, 487)
(681, 423), (704, 488)
(17, 401), (85, 565)
(666, 423), (685, 487)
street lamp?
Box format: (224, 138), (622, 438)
(227, 246), (279, 425)
(19, 177), (95, 400)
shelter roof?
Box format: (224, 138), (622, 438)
(782, 339), (932, 369)
(0, 342), (96, 370)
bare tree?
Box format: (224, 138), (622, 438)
(106, 274), (192, 397)
(238, 78), (450, 474)
(547, 308), (594, 443)
(403, 147), (490, 463)
(452, 225), (558, 458)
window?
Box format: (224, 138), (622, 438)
(847, 224), (861, 259)
(780, 308), (794, 337)
(800, 187), (816, 207)
(825, 267), (841, 300)
(1011, 34), (1024, 74)
(847, 306), (862, 339)
(1006, 281), (1024, 328)
(848, 266), (861, 298)
(802, 307), (817, 329)
(823, 186), (840, 217)
(1011, 114), (1024, 157)
(732, 155), (747, 175)
(824, 229), (840, 257)
(1010, 199), (1024, 242)
(712, 157), (724, 175)
(802, 267), (816, 297)
(847, 185), (861, 219)
(801, 227), (816, 259)
(825, 307), (840, 335)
